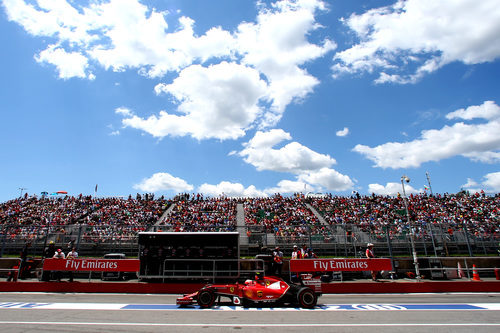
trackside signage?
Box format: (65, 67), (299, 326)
(289, 258), (392, 272)
(43, 258), (140, 272)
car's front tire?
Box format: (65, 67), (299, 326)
(197, 289), (216, 308)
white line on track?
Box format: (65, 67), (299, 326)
(0, 322), (499, 327)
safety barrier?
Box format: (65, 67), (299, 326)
(398, 257), (500, 280)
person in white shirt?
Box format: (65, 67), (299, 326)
(66, 247), (78, 282)
(52, 249), (65, 282)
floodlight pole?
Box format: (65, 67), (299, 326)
(425, 171), (433, 196)
(401, 175), (421, 279)
(18, 187), (27, 198)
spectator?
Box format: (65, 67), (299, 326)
(272, 246), (283, 276)
(291, 245), (300, 259)
(19, 241), (31, 279)
(366, 243), (377, 281)
(305, 248), (317, 258)
(52, 248), (66, 282)
(66, 247), (78, 282)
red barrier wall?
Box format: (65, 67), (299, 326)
(1, 280), (499, 294)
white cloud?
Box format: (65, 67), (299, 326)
(333, 0), (500, 83)
(461, 178), (479, 192)
(264, 179), (310, 195)
(122, 62), (267, 140)
(336, 127), (349, 137)
(238, 129), (354, 192)
(4, 0), (334, 141)
(239, 129), (336, 173)
(368, 182), (420, 196)
(353, 101), (500, 168)
(2, 0), (95, 44)
(462, 171), (500, 193)
(198, 181), (267, 198)
(298, 168), (354, 191)
(3, 0), (236, 79)
(115, 107), (133, 117)
(236, 0), (335, 125)
(35, 45), (90, 79)
(483, 172), (500, 191)
(446, 101), (500, 121)
(133, 172), (194, 193)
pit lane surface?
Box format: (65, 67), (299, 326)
(0, 293), (499, 332)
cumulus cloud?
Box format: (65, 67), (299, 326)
(368, 182), (420, 196)
(336, 127), (349, 137)
(353, 101), (500, 168)
(4, 0), (334, 140)
(133, 172), (194, 193)
(264, 179), (309, 195)
(198, 181), (267, 198)
(122, 62), (267, 140)
(298, 168), (354, 191)
(239, 129), (336, 173)
(462, 171), (500, 194)
(115, 107), (133, 117)
(236, 0), (335, 125)
(333, 0), (500, 83)
(238, 129), (354, 192)
(35, 45), (91, 79)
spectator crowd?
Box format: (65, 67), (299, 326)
(158, 195), (238, 232)
(1, 191), (499, 243)
(0, 194), (168, 243)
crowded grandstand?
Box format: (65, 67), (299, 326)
(1, 191), (498, 259)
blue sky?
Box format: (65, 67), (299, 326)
(1, 0), (499, 202)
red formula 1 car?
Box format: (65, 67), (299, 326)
(176, 274), (320, 308)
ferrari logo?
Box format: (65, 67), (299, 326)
(230, 287), (234, 293)
(265, 280), (270, 286)
(257, 291), (263, 298)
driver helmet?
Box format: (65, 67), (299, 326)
(255, 271), (263, 280)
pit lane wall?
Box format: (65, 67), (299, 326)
(1, 257), (500, 294)
(1, 279), (499, 294)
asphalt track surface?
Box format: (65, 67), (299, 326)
(0, 293), (499, 332)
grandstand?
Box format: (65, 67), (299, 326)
(0, 192), (499, 259)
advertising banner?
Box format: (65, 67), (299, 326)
(289, 258), (392, 272)
(42, 258), (140, 272)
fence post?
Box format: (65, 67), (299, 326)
(464, 225), (473, 257)
(386, 226), (394, 269)
(343, 224), (348, 257)
(428, 224), (438, 257)
(76, 225), (83, 251)
(421, 227), (428, 256)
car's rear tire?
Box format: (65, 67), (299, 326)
(197, 289), (216, 308)
(297, 287), (317, 308)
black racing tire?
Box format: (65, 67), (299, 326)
(297, 287), (317, 309)
(197, 289), (216, 308)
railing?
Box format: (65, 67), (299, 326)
(404, 256), (500, 280)
(1, 223), (499, 258)
(139, 259), (265, 283)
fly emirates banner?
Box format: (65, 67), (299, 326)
(43, 258), (140, 272)
(289, 258), (392, 272)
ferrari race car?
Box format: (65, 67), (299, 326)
(176, 275), (321, 308)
